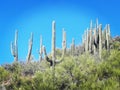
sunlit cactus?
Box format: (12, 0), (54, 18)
(52, 20), (56, 69)
(26, 32), (33, 63)
(11, 30), (18, 61)
(43, 21), (64, 66)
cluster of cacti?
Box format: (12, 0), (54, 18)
(26, 33), (33, 63)
(10, 19), (111, 63)
(82, 19), (111, 58)
(11, 30), (18, 61)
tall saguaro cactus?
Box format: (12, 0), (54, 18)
(106, 24), (110, 51)
(89, 20), (93, 53)
(99, 24), (102, 59)
(11, 30), (18, 61)
(52, 21), (56, 68)
(43, 21), (64, 66)
(39, 35), (43, 61)
(26, 33), (33, 63)
(51, 21), (56, 86)
(62, 28), (66, 55)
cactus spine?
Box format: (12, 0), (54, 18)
(26, 33), (33, 63)
(99, 24), (102, 59)
(11, 30), (18, 61)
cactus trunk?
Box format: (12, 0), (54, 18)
(52, 21), (56, 66)
(52, 21), (56, 86)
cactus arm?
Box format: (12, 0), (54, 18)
(43, 46), (52, 63)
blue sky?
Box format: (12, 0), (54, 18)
(0, 0), (120, 64)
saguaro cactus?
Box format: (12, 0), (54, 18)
(62, 28), (66, 55)
(26, 33), (33, 63)
(52, 21), (56, 68)
(43, 21), (64, 66)
(88, 20), (93, 53)
(106, 24), (110, 51)
(99, 24), (102, 59)
(39, 35), (43, 61)
(11, 30), (18, 61)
